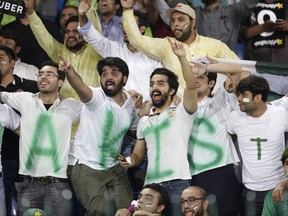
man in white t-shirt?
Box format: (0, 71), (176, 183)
(227, 75), (288, 216)
(0, 61), (82, 215)
(59, 56), (140, 215)
(0, 104), (20, 216)
(118, 39), (198, 216)
(188, 63), (242, 215)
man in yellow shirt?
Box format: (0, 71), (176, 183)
(23, 0), (102, 100)
(121, 0), (238, 97)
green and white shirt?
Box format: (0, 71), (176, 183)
(137, 102), (195, 185)
(1, 92), (82, 178)
(69, 87), (139, 170)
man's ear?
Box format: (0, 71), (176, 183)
(208, 80), (215, 88)
(123, 76), (128, 86)
(191, 19), (196, 29)
(58, 79), (64, 89)
(254, 94), (263, 103)
(203, 200), (209, 211)
(169, 88), (175, 96)
(10, 59), (16, 68)
(15, 46), (21, 55)
(157, 204), (165, 213)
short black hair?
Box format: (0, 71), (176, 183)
(0, 29), (22, 47)
(150, 68), (179, 97)
(0, 45), (16, 60)
(39, 60), (65, 81)
(143, 183), (169, 207)
(236, 75), (270, 102)
(97, 57), (129, 78)
(65, 16), (79, 29)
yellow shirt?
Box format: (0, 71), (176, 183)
(28, 11), (102, 100)
(123, 9), (239, 97)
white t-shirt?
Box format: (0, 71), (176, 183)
(227, 105), (288, 191)
(189, 84), (239, 175)
(1, 92), (82, 178)
(0, 104), (20, 172)
(137, 102), (195, 185)
(69, 87), (139, 170)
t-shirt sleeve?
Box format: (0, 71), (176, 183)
(0, 104), (20, 130)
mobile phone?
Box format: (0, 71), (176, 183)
(276, 19), (284, 23)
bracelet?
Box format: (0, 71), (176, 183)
(204, 64), (210, 76)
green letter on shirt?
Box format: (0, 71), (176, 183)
(25, 113), (61, 172)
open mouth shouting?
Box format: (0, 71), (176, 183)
(151, 90), (162, 101)
(105, 81), (116, 90)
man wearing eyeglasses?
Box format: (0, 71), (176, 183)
(181, 186), (209, 216)
(0, 60), (82, 215)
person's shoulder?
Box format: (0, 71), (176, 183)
(269, 103), (287, 112)
(229, 109), (244, 119)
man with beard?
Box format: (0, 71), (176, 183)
(181, 186), (209, 216)
(23, 0), (102, 100)
(59, 56), (139, 215)
(120, 0), (238, 98)
(118, 39), (198, 215)
(115, 183), (169, 216)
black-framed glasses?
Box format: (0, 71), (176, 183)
(36, 71), (59, 78)
(181, 197), (205, 205)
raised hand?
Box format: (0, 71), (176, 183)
(58, 56), (73, 73)
(188, 61), (206, 77)
(23, 0), (36, 14)
(78, 0), (91, 16)
(168, 37), (186, 57)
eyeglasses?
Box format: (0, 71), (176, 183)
(36, 71), (59, 78)
(181, 197), (205, 205)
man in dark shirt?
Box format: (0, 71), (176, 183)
(1, 2), (62, 68)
